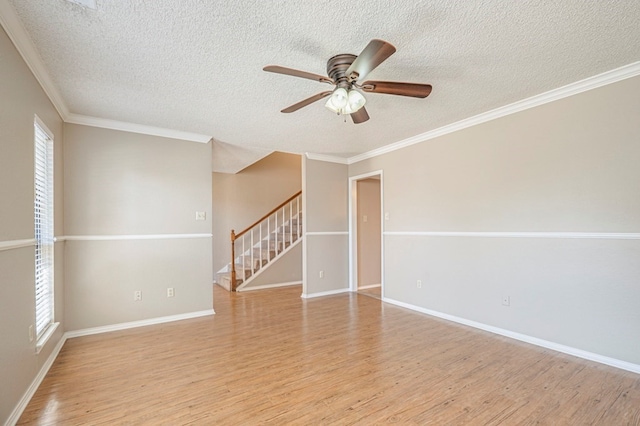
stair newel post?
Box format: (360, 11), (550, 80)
(230, 229), (236, 291)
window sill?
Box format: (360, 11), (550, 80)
(36, 322), (60, 354)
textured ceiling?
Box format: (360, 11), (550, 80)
(4, 0), (640, 171)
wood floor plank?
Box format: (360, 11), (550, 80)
(17, 285), (640, 425)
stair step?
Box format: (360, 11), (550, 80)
(223, 193), (302, 291)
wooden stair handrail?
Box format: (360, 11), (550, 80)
(232, 190), (302, 240)
(230, 190), (302, 291)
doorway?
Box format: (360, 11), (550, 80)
(349, 171), (383, 298)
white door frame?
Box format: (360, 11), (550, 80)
(348, 170), (384, 294)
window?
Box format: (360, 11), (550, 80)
(34, 116), (54, 342)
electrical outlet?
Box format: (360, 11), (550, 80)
(502, 295), (510, 306)
(167, 287), (175, 297)
(384, 212), (390, 220)
(195, 211), (206, 221)
(28, 325), (34, 342)
(134, 290), (142, 301)
(319, 270), (324, 278)
(417, 280), (422, 289)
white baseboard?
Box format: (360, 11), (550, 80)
(357, 284), (381, 290)
(5, 309), (215, 426)
(5, 309), (217, 425)
(237, 281), (301, 292)
(382, 297), (640, 375)
(5, 334), (67, 426)
(65, 309), (215, 338)
(301, 287), (350, 299)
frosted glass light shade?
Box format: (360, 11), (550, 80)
(330, 87), (348, 108)
(325, 96), (340, 114)
(345, 89), (366, 113)
(325, 88), (367, 115)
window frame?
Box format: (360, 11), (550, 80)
(34, 115), (56, 350)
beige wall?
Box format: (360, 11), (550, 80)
(212, 152), (301, 275)
(356, 178), (381, 288)
(240, 242), (302, 290)
(349, 74), (640, 365)
(303, 158), (349, 296)
(0, 26), (65, 423)
(63, 124), (213, 330)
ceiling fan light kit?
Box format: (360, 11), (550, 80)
(324, 88), (366, 115)
(264, 39), (432, 124)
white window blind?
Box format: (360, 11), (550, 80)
(34, 117), (54, 340)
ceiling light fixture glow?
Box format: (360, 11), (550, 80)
(325, 88), (366, 115)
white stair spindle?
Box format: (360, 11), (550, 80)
(267, 216), (271, 261)
(259, 222), (263, 268)
(289, 201), (293, 242)
(251, 228), (254, 273)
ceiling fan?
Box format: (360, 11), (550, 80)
(263, 39), (432, 124)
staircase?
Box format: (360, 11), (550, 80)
(217, 191), (302, 291)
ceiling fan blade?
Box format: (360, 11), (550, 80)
(350, 106), (370, 124)
(281, 91), (333, 113)
(362, 81), (432, 98)
(345, 39), (396, 82)
(264, 65), (333, 84)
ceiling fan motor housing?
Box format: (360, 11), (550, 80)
(327, 54), (357, 88)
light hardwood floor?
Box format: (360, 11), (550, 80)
(19, 285), (640, 425)
(358, 286), (382, 300)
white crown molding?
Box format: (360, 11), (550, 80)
(348, 61), (640, 164)
(62, 233), (212, 241)
(0, 0), (69, 120)
(0, 1), (213, 144)
(383, 296), (640, 375)
(304, 152), (349, 164)
(384, 231), (640, 240)
(66, 113), (212, 144)
(0, 238), (35, 252)
(5, 0), (639, 158)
